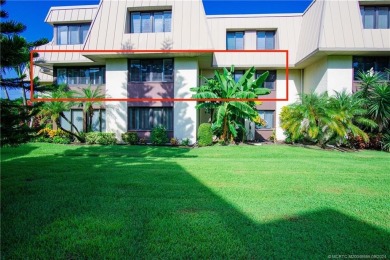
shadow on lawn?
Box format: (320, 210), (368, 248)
(1, 145), (389, 258)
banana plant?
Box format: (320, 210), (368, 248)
(191, 66), (271, 142)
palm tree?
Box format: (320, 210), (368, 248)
(328, 91), (376, 144)
(281, 92), (332, 144)
(355, 70), (390, 133)
(191, 66), (271, 142)
(40, 85), (85, 142)
(77, 85), (105, 132)
(365, 83), (390, 133)
(281, 91), (375, 147)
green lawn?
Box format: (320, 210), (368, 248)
(1, 143), (389, 258)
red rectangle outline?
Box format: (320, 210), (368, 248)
(30, 49), (289, 102)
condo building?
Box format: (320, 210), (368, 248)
(34, 0), (390, 143)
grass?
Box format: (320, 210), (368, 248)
(1, 143), (389, 258)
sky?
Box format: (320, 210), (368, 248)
(2, 0), (313, 42)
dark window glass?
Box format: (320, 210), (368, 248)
(353, 56), (390, 80)
(130, 11), (172, 33)
(129, 59), (173, 82)
(256, 70), (277, 89)
(257, 31), (275, 50)
(361, 6), (390, 29)
(226, 32), (244, 50)
(128, 107), (173, 130)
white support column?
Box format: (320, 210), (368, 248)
(174, 58), (198, 144)
(105, 59), (128, 142)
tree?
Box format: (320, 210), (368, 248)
(355, 70), (390, 133)
(0, 0), (49, 146)
(280, 91), (374, 147)
(191, 66), (270, 142)
(78, 85), (105, 132)
(39, 85), (85, 142)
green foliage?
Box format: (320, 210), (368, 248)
(150, 126), (169, 145)
(280, 91), (374, 147)
(382, 134), (390, 152)
(192, 66), (270, 142)
(0, 100), (42, 146)
(181, 138), (190, 146)
(122, 132), (139, 145)
(77, 85), (105, 132)
(85, 132), (117, 145)
(197, 123), (213, 147)
(355, 71), (390, 133)
(52, 136), (71, 144)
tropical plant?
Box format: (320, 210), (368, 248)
(0, 0), (49, 146)
(280, 91), (374, 147)
(191, 66), (270, 142)
(355, 70), (390, 133)
(39, 85), (85, 142)
(197, 123), (213, 147)
(78, 85), (105, 132)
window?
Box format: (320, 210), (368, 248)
(60, 109), (106, 132)
(60, 110), (83, 133)
(129, 59), (173, 82)
(256, 70), (277, 90)
(130, 11), (172, 33)
(257, 31), (275, 50)
(360, 6), (390, 29)
(128, 107), (173, 130)
(226, 32), (244, 50)
(353, 56), (390, 80)
(256, 110), (275, 129)
(56, 67), (105, 85)
(55, 23), (90, 45)
(91, 109), (106, 132)
(233, 70), (244, 82)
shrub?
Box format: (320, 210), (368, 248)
(150, 126), (168, 145)
(86, 132), (117, 145)
(197, 123), (213, 147)
(139, 138), (147, 145)
(33, 136), (52, 143)
(181, 138), (190, 146)
(122, 132), (139, 145)
(170, 137), (180, 146)
(52, 136), (71, 144)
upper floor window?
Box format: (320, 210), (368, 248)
(257, 31), (275, 50)
(226, 32), (244, 50)
(353, 56), (389, 80)
(130, 11), (172, 33)
(129, 59), (173, 82)
(360, 6), (390, 29)
(56, 67), (105, 85)
(257, 70), (276, 89)
(55, 23), (90, 45)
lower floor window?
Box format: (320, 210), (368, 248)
(128, 107), (173, 130)
(60, 109), (106, 132)
(256, 110), (275, 129)
(90, 109), (106, 132)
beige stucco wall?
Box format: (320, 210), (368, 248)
(174, 58), (198, 144)
(105, 59), (128, 141)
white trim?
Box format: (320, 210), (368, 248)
(206, 13), (303, 19)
